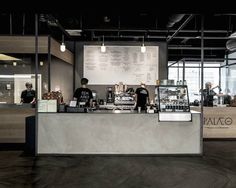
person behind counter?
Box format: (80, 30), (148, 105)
(223, 88), (232, 105)
(135, 82), (150, 111)
(202, 82), (223, 107)
(230, 95), (236, 107)
(73, 78), (93, 107)
(20, 82), (36, 104)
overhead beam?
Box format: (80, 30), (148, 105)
(167, 14), (195, 43)
(93, 35), (228, 40)
(168, 46), (226, 50)
(83, 29), (229, 33)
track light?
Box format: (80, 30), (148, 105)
(101, 35), (106, 53)
(60, 34), (66, 52)
(141, 36), (146, 53)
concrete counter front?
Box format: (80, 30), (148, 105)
(37, 111), (201, 155)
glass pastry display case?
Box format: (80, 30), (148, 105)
(155, 85), (191, 121)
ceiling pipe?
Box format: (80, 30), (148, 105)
(168, 46), (226, 50)
(183, 57), (226, 61)
(9, 13), (12, 35)
(93, 35), (228, 40)
(151, 36), (228, 40)
(39, 14), (70, 38)
(167, 14), (195, 43)
(83, 28), (229, 33)
(22, 13), (25, 35)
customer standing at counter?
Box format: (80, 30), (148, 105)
(20, 82), (36, 104)
(202, 82), (222, 107)
(73, 78), (93, 107)
(135, 82), (149, 111)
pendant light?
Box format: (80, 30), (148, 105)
(101, 35), (106, 53)
(60, 34), (66, 52)
(141, 36), (146, 53)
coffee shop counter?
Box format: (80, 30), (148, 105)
(37, 110), (201, 155)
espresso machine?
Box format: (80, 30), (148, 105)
(106, 87), (114, 103)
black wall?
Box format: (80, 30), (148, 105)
(75, 41), (168, 101)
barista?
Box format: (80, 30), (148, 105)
(135, 82), (149, 110)
(73, 78), (93, 107)
(223, 89), (232, 105)
(20, 82), (36, 104)
(202, 82), (223, 107)
(230, 95), (236, 107)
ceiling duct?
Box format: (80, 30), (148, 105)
(166, 14), (185, 28)
(39, 14), (58, 27)
(226, 39), (236, 51)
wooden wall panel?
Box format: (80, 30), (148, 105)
(0, 36), (48, 54)
(0, 36), (74, 65)
(50, 38), (74, 65)
(0, 108), (35, 143)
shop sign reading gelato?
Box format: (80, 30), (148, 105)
(204, 116), (233, 128)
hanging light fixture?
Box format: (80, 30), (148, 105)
(101, 35), (106, 53)
(60, 34), (66, 52)
(141, 36), (146, 53)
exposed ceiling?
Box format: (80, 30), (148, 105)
(1, 10), (236, 62)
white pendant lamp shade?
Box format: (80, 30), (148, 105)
(60, 34), (66, 52)
(141, 44), (146, 53)
(101, 43), (106, 52)
(141, 36), (146, 53)
(101, 35), (106, 52)
(60, 42), (66, 52)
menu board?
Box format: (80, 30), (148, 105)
(84, 45), (159, 85)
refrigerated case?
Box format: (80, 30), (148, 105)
(155, 85), (191, 121)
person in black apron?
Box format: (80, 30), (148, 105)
(73, 78), (93, 107)
(135, 82), (150, 111)
(20, 82), (36, 104)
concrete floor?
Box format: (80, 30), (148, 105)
(0, 141), (236, 188)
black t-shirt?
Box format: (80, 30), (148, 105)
(135, 87), (149, 110)
(73, 87), (93, 106)
(224, 95), (231, 104)
(21, 89), (36, 103)
(202, 89), (216, 107)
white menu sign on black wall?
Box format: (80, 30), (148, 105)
(84, 45), (159, 85)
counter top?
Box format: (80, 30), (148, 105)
(0, 103), (34, 109)
(38, 110), (199, 114)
